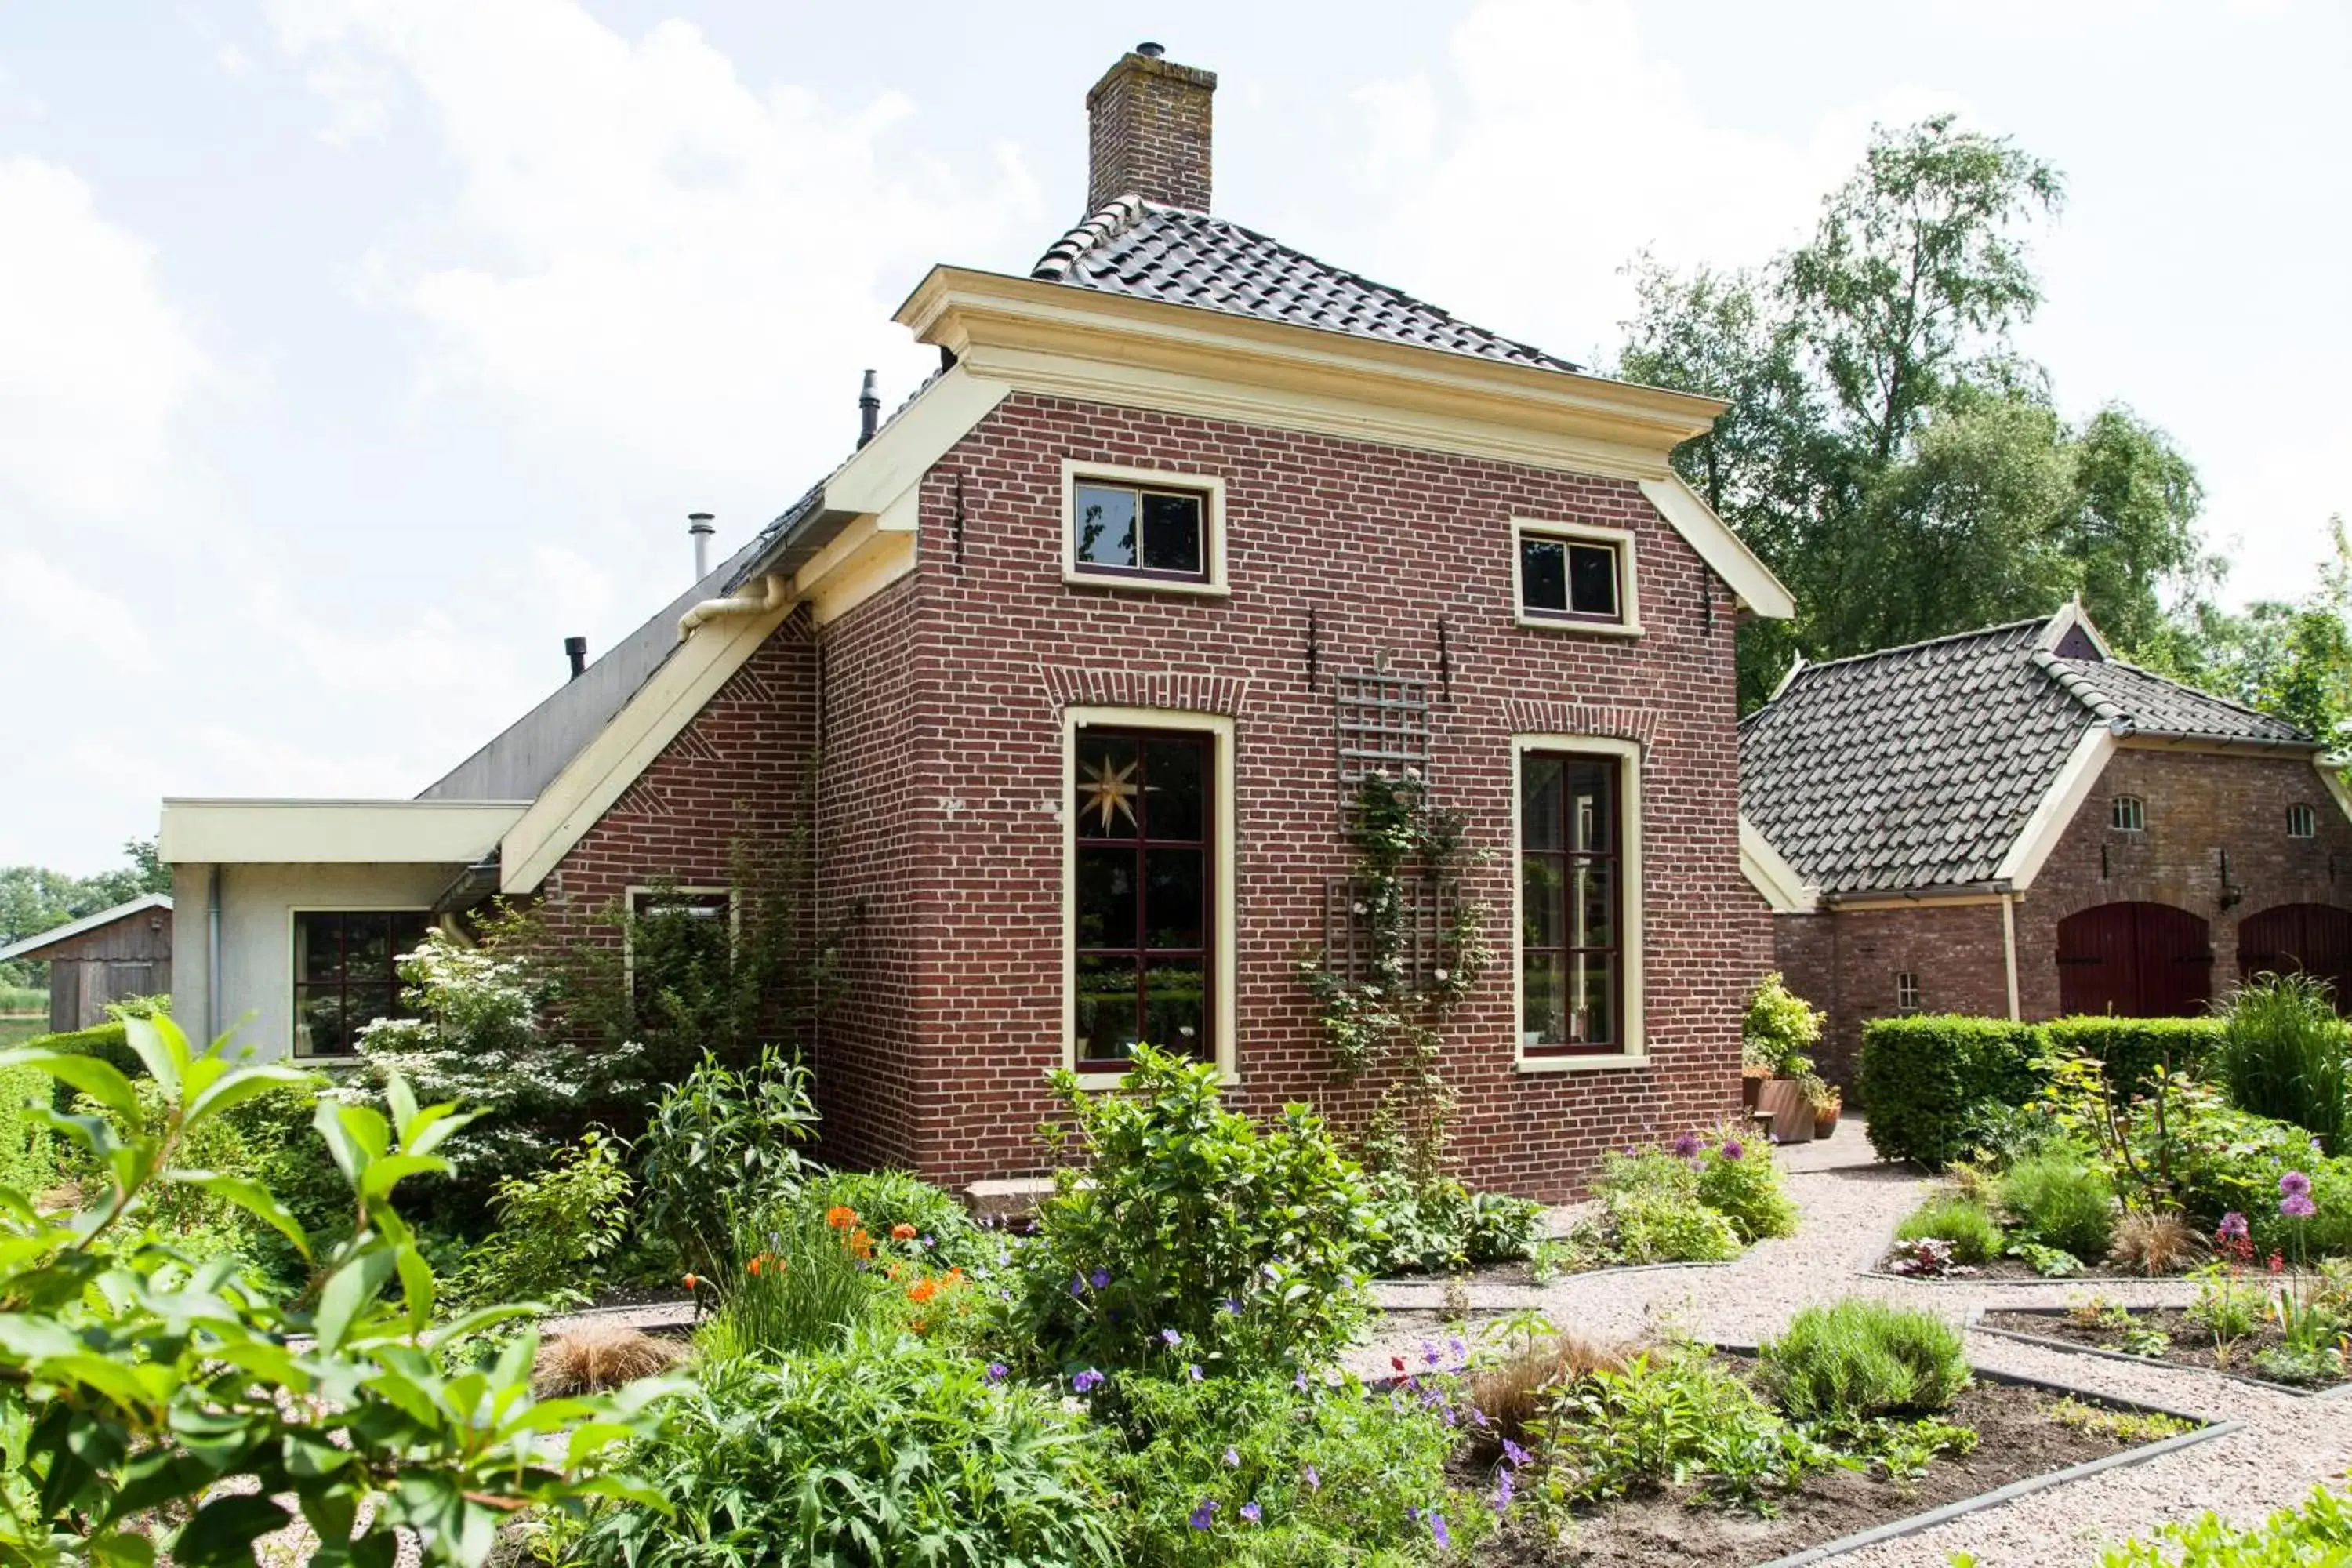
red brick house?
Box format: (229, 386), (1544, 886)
(1740, 602), (2352, 1083)
(164, 45), (1795, 1200)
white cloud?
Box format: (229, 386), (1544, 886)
(214, 43), (256, 78)
(0, 546), (154, 673)
(2201, 420), (2352, 608)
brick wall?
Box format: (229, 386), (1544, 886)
(1086, 52), (1216, 212)
(1775, 902), (2011, 1085)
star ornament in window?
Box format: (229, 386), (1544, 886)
(1080, 753), (1142, 833)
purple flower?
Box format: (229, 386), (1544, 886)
(2220, 1211), (2250, 1241)
(1429, 1512), (1452, 1549)
(1223, 1446), (1240, 1468)
(1222, 1297), (1243, 1315)
(1671, 1131), (1700, 1159)
(1160, 1327), (1182, 1346)
(1188, 1499), (1217, 1531)
(1189, 1363), (1204, 1382)
(1421, 1341), (1441, 1367)
(1502, 1437), (1531, 1468)
(1240, 1501), (1262, 1524)
(984, 1362), (1007, 1384)
(1302, 1464), (1320, 1492)
(1261, 1262), (1279, 1281)
(2281, 1171), (2314, 1199)
(1406, 1505), (1420, 1523)
(1071, 1368), (1104, 1394)
(1721, 1138), (1745, 1161)
(1090, 1267), (1112, 1289)
(1492, 1467), (1515, 1511)
(2284, 1192), (2318, 1219)
(1447, 1335), (1467, 1365)
(1293, 1370), (1311, 1393)
(1069, 1275), (1086, 1298)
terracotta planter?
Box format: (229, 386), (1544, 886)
(1815, 1106), (1841, 1137)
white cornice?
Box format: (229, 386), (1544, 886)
(1739, 817), (1818, 913)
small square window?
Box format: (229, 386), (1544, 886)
(1895, 971), (1922, 1013)
(2110, 795), (2145, 833)
(1519, 535), (1621, 622)
(2288, 803), (2318, 839)
(1073, 481), (1208, 583)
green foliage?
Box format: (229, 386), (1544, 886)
(1859, 1015), (2045, 1168)
(0, 985), (44, 1014)
(2047, 1397), (2196, 1443)
(1694, 1138), (1799, 1243)
(1759, 1298), (1971, 1421)
(1741, 971), (1823, 1076)
(20, 1018), (147, 1110)
(0, 1013), (674, 1568)
(1108, 1370), (1484, 1564)
(2006, 1242), (2083, 1278)
(635, 1046), (819, 1278)
(1999, 1144), (2116, 1260)
(2187, 1263), (2266, 1342)
(2144, 520), (2352, 750)
(1589, 1150), (1740, 1265)
(2042, 1015), (2227, 1102)
(577, 1327), (1116, 1568)
(1896, 1195), (2004, 1264)
(695, 1203), (887, 1361)
(445, 1127), (633, 1312)
(2219, 973), (2350, 1152)
(800, 1167), (994, 1272)
(0, 1062), (54, 1198)
(1363, 1171), (1543, 1275)
(1022, 1044), (1377, 1377)
(2099, 1486), (2352, 1568)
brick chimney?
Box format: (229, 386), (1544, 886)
(1086, 42), (1216, 214)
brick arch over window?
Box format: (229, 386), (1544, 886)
(2238, 902), (2352, 1005)
(1039, 666), (1252, 717)
(1501, 701), (1659, 750)
(2056, 901), (2213, 1018)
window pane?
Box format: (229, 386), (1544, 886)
(1519, 536), (1566, 612)
(1566, 952), (1617, 1046)
(343, 915), (393, 984)
(296, 913), (344, 983)
(1144, 848), (1204, 949)
(1074, 484), (1138, 568)
(1140, 492), (1203, 574)
(1142, 959), (1206, 1059)
(1075, 732), (1143, 838)
(1565, 760), (1615, 853)
(1075, 956), (1139, 1062)
(295, 989), (342, 1056)
(1522, 951), (1566, 1047)
(1521, 855), (1563, 949)
(1076, 848), (1138, 949)
(1520, 755), (1563, 851)
(390, 913), (432, 971)
(343, 985), (397, 1043)
(1570, 859), (1615, 949)
(1568, 543), (1618, 617)
(1142, 736), (1206, 840)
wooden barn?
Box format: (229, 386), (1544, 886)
(0, 894), (172, 1034)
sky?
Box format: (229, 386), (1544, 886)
(2, 0), (2347, 873)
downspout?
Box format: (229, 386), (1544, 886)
(2000, 891), (2021, 1022)
(206, 865), (223, 1044)
(677, 572), (789, 640)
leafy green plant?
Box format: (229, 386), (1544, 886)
(2219, 973), (2350, 1152)
(695, 1201), (887, 1360)
(2187, 1262), (2266, 1343)
(2006, 1241), (2083, 1277)
(445, 1127), (633, 1312)
(1363, 1171), (1542, 1274)
(636, 1045), (819, 1278)
(1759, 1298), (1970, 1420)
(1860, 1015), (2045, 1168)
(1022, 1044), (1377, 1376)
(1810, 1415), (1977, 1484)
(575, 1327), (1118, 1568)
(0, 1061), (50, 1196)
(1895, 1193), (2005, 1264)
(2100, 1486), (2352, 1567)
(2042, 1015), (2225, 1102)
(1693, 1131), (1798, 1242)
(2046, 1396), (2195, 1443)
(800, 1167), (995, 1271)
(1999, 1143), (2115, 1260)
(0, 1014), (674, 1568)
(1742, 972), (1824, 1078)
(1591, 1150), (1741, 1264)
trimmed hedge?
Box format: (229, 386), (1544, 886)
(19, 1021), (147, 1113)
(1859, 1016), (2045, 1169)
(2042, 1016), (2223, 1099)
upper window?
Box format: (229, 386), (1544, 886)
(1512, 520), (1639, 633)
(1062, 463), (1227, 594)
(2110, 795), (2146, 833)
(1519, 750), (1628, 1054)
(293, 910), (430, 1057)
(2288, 803), (2318, 840)
(1073, 726), (1214, 1069)
(1896, 971), (1922, 1013)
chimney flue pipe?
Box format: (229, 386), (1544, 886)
(688, 512), (716, 581)
(857, 369), (880, 448)
(564, 636), (588, 681)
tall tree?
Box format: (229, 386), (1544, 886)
(0, 838), (172, 988)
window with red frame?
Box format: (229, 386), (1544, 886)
(1519, 752), (1624, 1053)
(1073, 727), (1212, 1067)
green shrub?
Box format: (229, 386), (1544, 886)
(445, 1127), (633, 1312)
(1109, 1370), (1485, 1564)
(1592, 1150), (1741, 1263)
(1895, 1194), (2004, 1264)
(2218, 973), (2351, 1152)
(2099, 1485), (2352, 1568)
(1694, 1136), (1798, 1243)
(21, 1018), (145, 1110)
(2042, 1016), (2225, 1102)
(0, 1062), (53, 1196)
(1363, 1172), (1543, 1275)
(1743, 971), (1824, 1077)
(1860, 1016), (2047, 1168)
(575, 1329), (1117, 1568)
(800, 1167), (993, 1271)
(1759, 1299), (1970, 1420)
(637, 1046), (819, 1277)
(1999, 1144), (2115, 1261)
(695, 1202), (889, 1360)
(1021, 1044), (1377, 1377)
(1535, 1346), (1837, 1514)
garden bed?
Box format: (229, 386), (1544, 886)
(1974, 1305), (2352, 1396)
(1473, 1355), (2223, 1568)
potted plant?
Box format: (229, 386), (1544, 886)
(1802, 1073), (1842, 1137)
(1741, 971), (1826, 1107)
(1741, 1038), (1777, 1109)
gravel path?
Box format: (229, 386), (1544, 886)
(1351, 1123), (2352, 1566)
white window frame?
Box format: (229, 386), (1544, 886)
(1060, 459), (1229, 597)
(1061, 705), (1238, 1083)
(1510, 733), (1646, 1073)
(287, 905), (434, 1062)
(1510, 517), (1642, 637)
(1896, 971), (1922, 1013)
(2288, 803), (2318, 840)
(2110, 795), (2145, 833)
(622, 884), (737, 994)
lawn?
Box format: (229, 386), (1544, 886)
(0, 1015), (45, 1051)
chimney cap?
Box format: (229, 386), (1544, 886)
(1134, 41), (1164, 58)
(687, 512), (716, 532)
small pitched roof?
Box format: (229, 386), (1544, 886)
(0, 893), (172, 963)
(1740, 608), (2314, 896)
(1032, 195), (1581, 374)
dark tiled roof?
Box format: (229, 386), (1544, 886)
(1032, 195), (1581, 373)
(1739, 613), (2316, 896)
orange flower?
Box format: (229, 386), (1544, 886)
(908, 1277), (939, 1305)
(946, 1267), (965, 1285)
(848, 1228), (874, 1260)
(682, 1273), (699, 1291)
(826, 1205), (858, 1230)
(885, 1262), (903, 1282)
(747, 1255), (764, 1277)
(891, 1222), (918, 1241)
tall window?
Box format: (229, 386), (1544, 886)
(2288, 804), (2318, 840)
(293, 910), (430, 1057)
(2111, 795), (2145, 833)
(1519, 752), (1624, 1053)
(1896, 971), (1922, 1013)
(1073, 727), (1212, 1067)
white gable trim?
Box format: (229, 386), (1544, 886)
(1994, 726), (2117, 889)
(1636, 477), (1795, 619)
(2038, 597), (2114, 659)
(0, 893), (173, 962)
(1739, 817), (1817, 913)
(2315, 757), (2352, 828)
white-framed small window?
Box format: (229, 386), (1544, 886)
(2110, 795), (2145, 833)
(1512, 733), (1645, 1072)
(2287, 803), (2318, 840)
(1896, 971), (1922, 1013)
(1511, 518), (1640, 636)
(1061, 460), (1228, 597)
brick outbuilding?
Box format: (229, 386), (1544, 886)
(1740, 604), (2352, 1083)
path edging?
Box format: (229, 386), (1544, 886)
(1966, 1305), (2352, 1400)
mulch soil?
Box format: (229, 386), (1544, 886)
(1981, 1305), (2352, 1391)
(1471, 1366), (2167, 1568)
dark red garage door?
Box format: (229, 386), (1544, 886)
(2237, 903), (2352, 1004)
(2056, 902), (2213, 1018)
